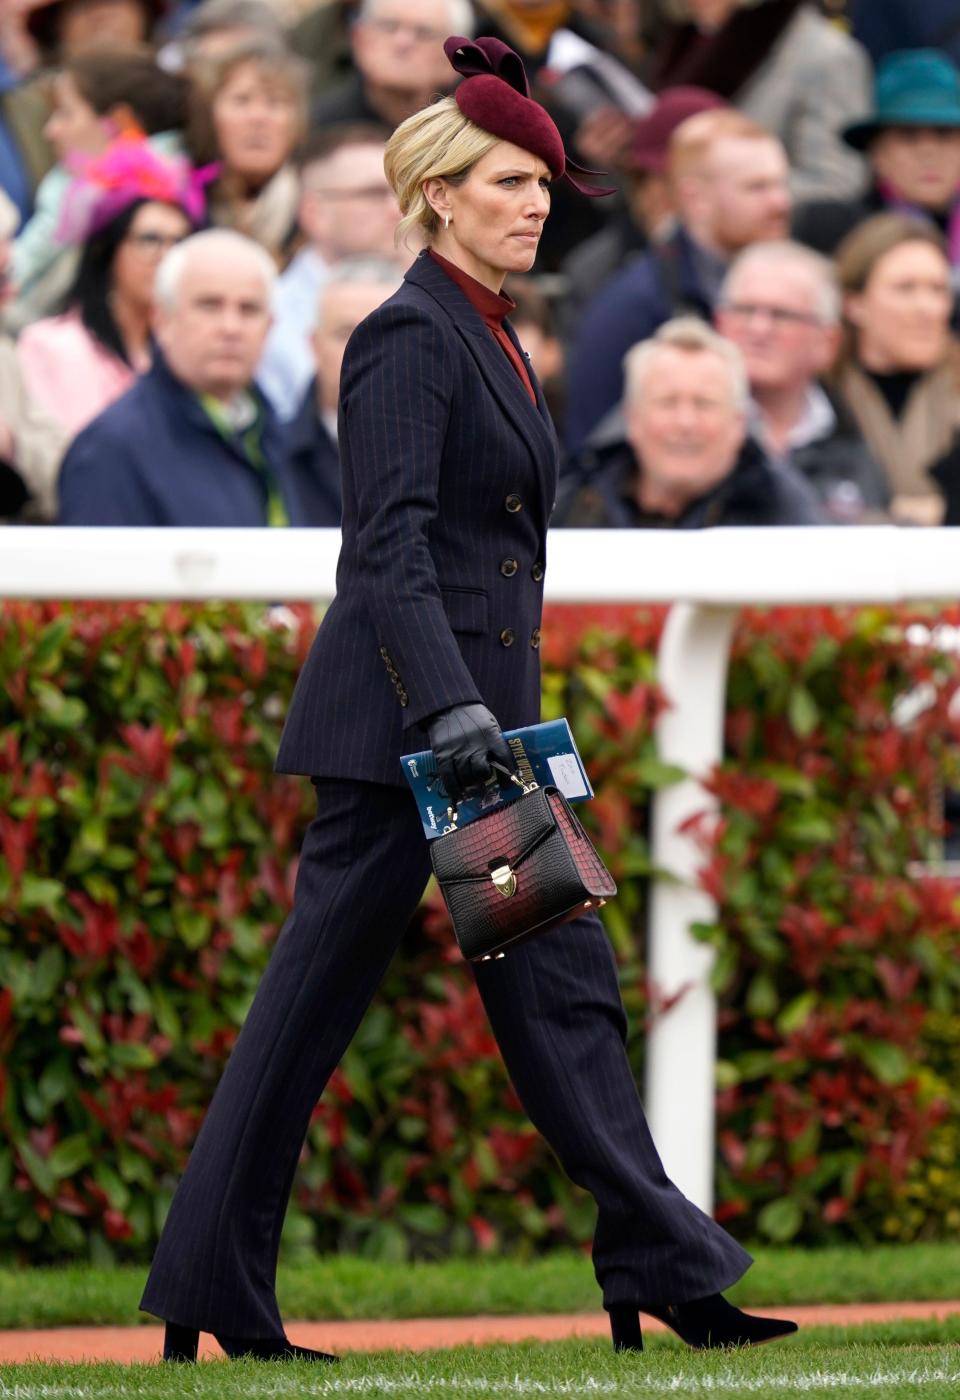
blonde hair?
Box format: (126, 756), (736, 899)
(623, 315), (749, 410)
(668, 109), (776, 184)
(384, 96), (500, 246)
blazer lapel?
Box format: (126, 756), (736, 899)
(404, 254), (558, 525)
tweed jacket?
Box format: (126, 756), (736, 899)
(275, 250), (559, 785)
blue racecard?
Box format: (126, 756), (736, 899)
(401, 718), (593, 840)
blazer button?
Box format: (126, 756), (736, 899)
(531, 562), (544, 581)
(499, 628), (516, 647)
(500, 558), (519, 577)
(505, 493), (523, 513)
(530, 628), (541, 649)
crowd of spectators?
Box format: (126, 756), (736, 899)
(2, 0), (960, 531)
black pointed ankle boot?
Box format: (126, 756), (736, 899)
(162, 1321), (339, 1363)
(608, 1305), (643, 1352)
(163, 1323), (199, 1362)
(646, 1293), (798, 1350)
(214, 1332), (339, 1362)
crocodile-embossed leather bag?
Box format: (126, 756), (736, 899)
(430, 769), (617, 962)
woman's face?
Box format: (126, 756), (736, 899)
(111, 201), (191, 310)
(848, 240), (953, 374)
(212, 62), (300, 186)
(429, 140), (552, 291)
(44, 72), (111, 161)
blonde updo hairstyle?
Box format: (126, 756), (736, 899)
(384, 96), (500, 247)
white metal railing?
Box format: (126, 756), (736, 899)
(3, 525), (958, 1213)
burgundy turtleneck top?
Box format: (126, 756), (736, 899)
(429, 249), (537, 406)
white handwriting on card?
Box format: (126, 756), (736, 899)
(547, 753), (589, 799)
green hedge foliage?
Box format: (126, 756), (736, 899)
(1, 599), (959, 1264)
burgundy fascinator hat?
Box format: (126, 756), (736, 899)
(443, 35), (616, 198)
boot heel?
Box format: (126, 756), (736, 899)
(609, 1304), (643, 1352)
(163, 1322), (199, 1362)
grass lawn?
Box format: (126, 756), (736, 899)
(4, 1324), (960, 1400)
(0, 1244), (959, 1330)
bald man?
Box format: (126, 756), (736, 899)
(58, 229), (307, 526)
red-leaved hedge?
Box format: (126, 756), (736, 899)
(1, 599), (959, 1263)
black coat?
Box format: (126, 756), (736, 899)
(57, 352), (306, 527)
(556, 434), (822, 528)
(276, 250), (558, 784)
(283, 380), (343, 526)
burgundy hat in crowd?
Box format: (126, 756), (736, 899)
(631, 86), (728, 174)
(444, 35), (615, 197)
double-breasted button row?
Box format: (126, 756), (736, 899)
(531, 562), (544, 582)
(504, 493), (523, 514)
(500, 558), (519, 578)
(530, 628), (541, 649)
(499, 628), (515, 647)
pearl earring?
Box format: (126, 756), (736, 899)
(444, 215), (450, 230)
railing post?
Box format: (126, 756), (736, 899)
(645, 602), (739, 1213)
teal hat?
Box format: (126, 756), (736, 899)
(843, 49), (960, 151)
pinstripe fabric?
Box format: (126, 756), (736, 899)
(140, 781), (749, 1335)
(275, 250), (556, 784)
(141, 252), (751, 1336)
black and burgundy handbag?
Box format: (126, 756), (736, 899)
(430, 766), (617, 962)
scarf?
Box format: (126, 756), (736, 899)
(651, 0), (804, 98)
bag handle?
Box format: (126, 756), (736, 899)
(445, 761), (539, 829)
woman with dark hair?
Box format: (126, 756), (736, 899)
(188, 39), (307, 262)
(13, 46), (188, 323)
(18, 136), (209, 435)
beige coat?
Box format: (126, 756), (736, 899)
(835, 355), (960, 523)
(0, 335), (67, 522)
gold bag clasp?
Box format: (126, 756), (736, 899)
(490, 864), (517, 898)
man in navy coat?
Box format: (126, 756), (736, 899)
(58, 229), (304, 527)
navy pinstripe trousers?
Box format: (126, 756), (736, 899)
(140, 779), (750, 1336)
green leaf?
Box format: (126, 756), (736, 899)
(860, 1039), (911, 1086)
(31, 679), (88, 729)
(49, 1212), (87, 1253)
(47, 1134), (92, 1178)
(110, 1042), (157, 1070)
(17, 1142), (56, 1197)
(19, 875), (65, 912)
(30, 944), (65, 1001)
(780, 812), (835, 844)
(788, 686), (819, 738)
(178, 909), (211, 950)
(776, 991), (818, 1036)
(631, 756), (687, 789)
(30, 617), (71, 672)
(758, 1195), (803, 1243)
(38, 1056), (74, 1108)
(746, 972), (779, 1019)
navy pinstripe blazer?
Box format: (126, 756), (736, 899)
(275, 250), (560, 786)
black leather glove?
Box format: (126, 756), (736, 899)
(426, 702), (513, 804)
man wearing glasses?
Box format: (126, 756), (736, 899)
(312, 0), (475, 132)
(716, 240), (889, 523)
(258, 124), (406, 420)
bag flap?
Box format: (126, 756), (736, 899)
(430, 786), (557, 884)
